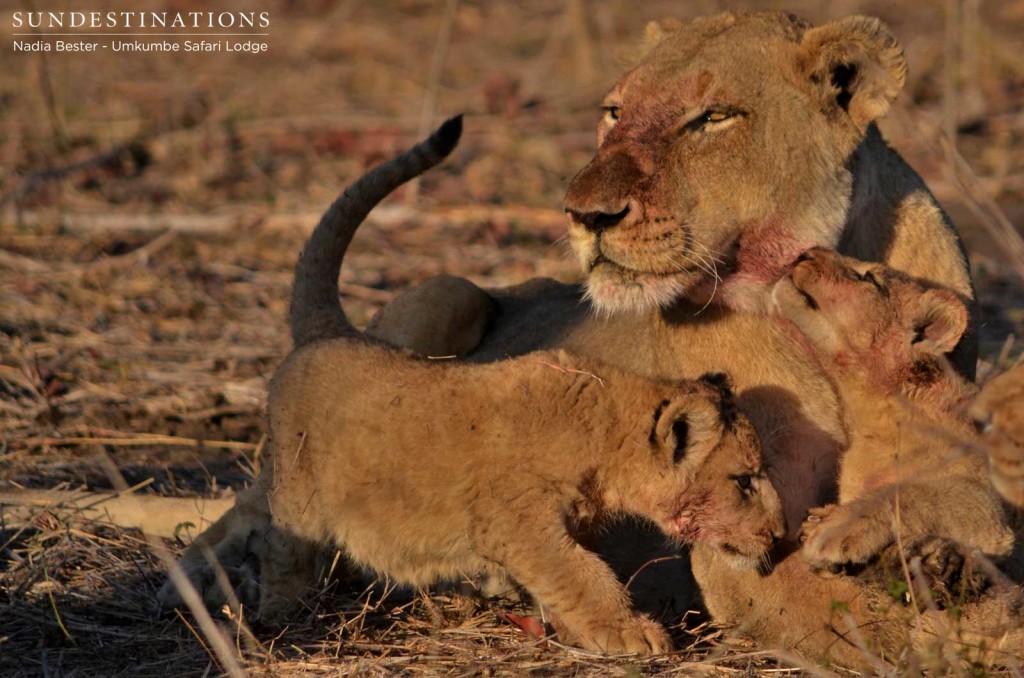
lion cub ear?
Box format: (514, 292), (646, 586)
(909, 288), (969, 356)
(653, 394), (724, 467)
(798, 16), (907, 129)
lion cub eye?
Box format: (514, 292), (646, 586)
(733, 474), (754, 495)
(854, 270), (887, 294)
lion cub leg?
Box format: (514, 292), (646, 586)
(486, 517), (671, 655)
(801, 479), (1014, 572)
(158, 474), (271, 613)
(256, 523), (321, 622)
(365, 275), (493, 357)
(861, 536), (992, 608)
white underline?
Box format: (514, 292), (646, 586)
(13, 33), (269, 36)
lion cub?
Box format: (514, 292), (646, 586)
(261, 335), (783, 655)
(772, 248), (1014, 571)
(972, 365), (1024, 507)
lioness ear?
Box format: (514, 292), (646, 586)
(798, 16), (907, 129)
(653, 395), (723, 466)
(910, 288), (969, 355)
(643, 18), (683, 49)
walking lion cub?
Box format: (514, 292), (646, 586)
(261, 340), (783, 655)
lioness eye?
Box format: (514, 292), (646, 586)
(683, 108), (738, 134)
(603, 106), (621, 123)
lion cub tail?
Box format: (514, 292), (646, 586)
(290, 115), (464, 348)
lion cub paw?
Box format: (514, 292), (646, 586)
(562, 615), (672, 656)
(602, 615), (673, 656)
(800, 504), (890, 574)
(863, 536), (990, 608)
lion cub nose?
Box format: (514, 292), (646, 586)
(566, 205), (630, 234)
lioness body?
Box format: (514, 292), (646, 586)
(410, 280), (846, 539)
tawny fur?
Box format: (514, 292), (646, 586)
(160, 119), (787, 656)
(773, 249), (1013, 568)
(165, 10), (984, 651)
(972, 365), (1024, 507)
(366, 12), (977, 543)
(260, 342), (783, 655)
(159, 116), (469, 617)
(693, 250), (1022, 668)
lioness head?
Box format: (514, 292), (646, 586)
(563, 11), (906, 314)
(624, 373), (786, 569)
(772, 248), (968, 384)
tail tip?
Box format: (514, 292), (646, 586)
(433, 114), (464, 156)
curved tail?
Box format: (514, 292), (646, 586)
(290, 115), (464, 348)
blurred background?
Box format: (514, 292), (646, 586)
(0, 1), (1022, 671)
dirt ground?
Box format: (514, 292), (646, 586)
(2, 1), (1024, 675)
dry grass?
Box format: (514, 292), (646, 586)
(2, 0), (1024, 675)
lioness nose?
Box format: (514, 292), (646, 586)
(566, 205), (630, 234)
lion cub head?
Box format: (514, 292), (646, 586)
(564, 12), (907, 314)
(622, 373), (786, 569)
(971, 366), (1024, 507)
(772, 248), (968, 388)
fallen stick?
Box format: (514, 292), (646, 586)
(0, 488), (233, 539)
(25, 435), (257, 452)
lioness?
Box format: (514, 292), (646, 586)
(972, 365), (1024, 507)
(358, 11), (976, 541)
(692, 251), (1022, 666)
(161, 119), (788, 656)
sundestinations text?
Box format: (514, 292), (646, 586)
(12, 11), (270, 30)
